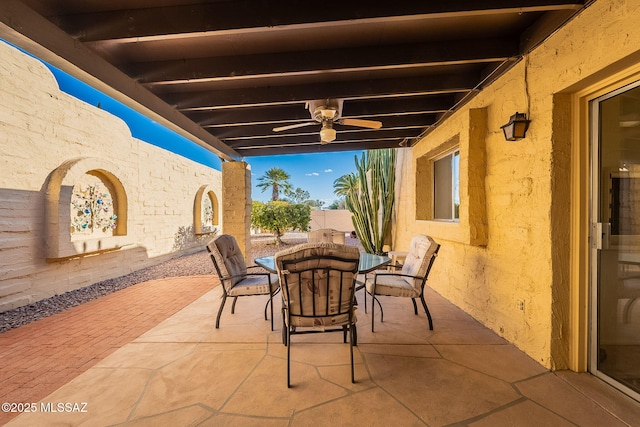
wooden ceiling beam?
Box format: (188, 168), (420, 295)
(225, 128), (421, 147)
(171, 74), (479, 110)
(48, 1), (585, 42)
(189, 97), (453, 127)
(128, 39), (517, 84)
(234, 140), (408, 157)
(215, 115), (437, 139)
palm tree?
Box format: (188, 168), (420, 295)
(333, 173), (359, 199)
(257, 167), (292, 201)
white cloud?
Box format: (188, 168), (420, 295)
(305, 172), (320, 176)
(324, 169), (333, 173)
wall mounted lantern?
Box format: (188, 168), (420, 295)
(501, 112), (531, 141)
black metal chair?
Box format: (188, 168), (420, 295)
(275, 242), (360, 388)
(365, 235), (440, 331)
(207, 234), (279, 330)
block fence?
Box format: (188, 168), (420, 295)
(0, 41), (223, 312)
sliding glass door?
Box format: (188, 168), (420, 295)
(590, 81), (640, 400)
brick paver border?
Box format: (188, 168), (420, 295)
(0, 276), (218, 425)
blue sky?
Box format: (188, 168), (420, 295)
(248, 152), (362, 205)
(8, 39), (362, 206)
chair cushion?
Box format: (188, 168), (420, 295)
(287, 311), (357, 328)
(275, 242), (360, 273)
(275, 243), (359, 328)
(208, 234), (247, 290)
(365, 274), (420, 298)
(365, 235), (438, 296)
(227, 273), (279, 297)
(400, 235), (437, 290)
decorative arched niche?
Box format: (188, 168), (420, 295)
(45, 157), (130, 260)
(194, 185), (220, 235)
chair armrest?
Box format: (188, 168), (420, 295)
(373, 272), (425, 284)
(220, 271), (273, 281)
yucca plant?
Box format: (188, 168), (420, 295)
(334, 149), (396, 254)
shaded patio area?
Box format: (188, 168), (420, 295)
(2, 274), (639, 426)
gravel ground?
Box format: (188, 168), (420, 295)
(0, 233), (361, 333)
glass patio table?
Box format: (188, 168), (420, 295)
(254, 252), (391, 274)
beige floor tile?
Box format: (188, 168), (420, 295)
(200, 413), (289, 426)
(365, 354), (521, 426)
(554, 370), (640, 426)
(358, 343), (440, 358)
(116, 405), (214, 426)
(291, 388), (426, 426)
(469, 400), (575, 427)
(427, 327), (507, 345)
(94, 342), (199, 369)
(221, 356), (349, 417)
(517, 372), (630, 427)
(8, 368), (152, 426)
(131, 345), (267, 420)
(435, 344), (548, 382)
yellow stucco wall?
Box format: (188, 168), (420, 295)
(394, 0), (640, 368)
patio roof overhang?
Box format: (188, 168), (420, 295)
(0, 0), (588, 161)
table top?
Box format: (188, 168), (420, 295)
(255, 252), (391, 274)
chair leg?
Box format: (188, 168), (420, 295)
(364, 287), (368, 313)
(231, 296), (238, 314)
(349, 323), (356, 383)
(282, 316), (287, 346)
(287, 327), (292, 388)
(420, 294), (434, 330)
(371, 291), (375, 332)
(412, 298), (418, 315)
(215, 295), (227, 329)
(375, 296), (384, 322)
(269, 292), (274, 331)
(371, 293), (385, 332)
(352, 323), (358, 346)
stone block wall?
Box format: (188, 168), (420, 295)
(0, 41), (222, 312)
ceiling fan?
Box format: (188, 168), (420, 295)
(272, 99), (382, 144)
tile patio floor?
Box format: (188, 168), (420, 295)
(2, 275), (640, 426)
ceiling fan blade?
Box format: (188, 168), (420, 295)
(340, 118), (382, 129)
(272, 122), (316, 132)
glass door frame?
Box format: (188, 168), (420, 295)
(589, 79), (640, 401)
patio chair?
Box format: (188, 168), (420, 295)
(617, 263), (640, 323)
(275, 242), (360, 387)
(307, 228), (346, 244)
(207, 234), (280, 330)
(365, 235), (440, 332)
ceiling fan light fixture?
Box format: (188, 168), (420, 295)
(320, 126), (336, 143)
(320, 108), (337, 119)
